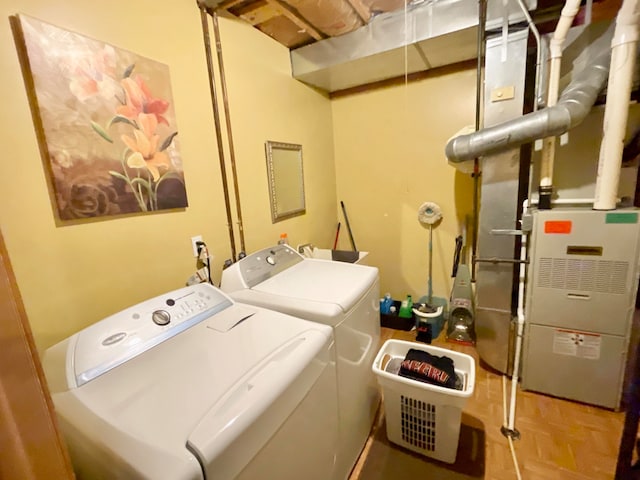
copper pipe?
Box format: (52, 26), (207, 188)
(212, 11), (246, 255)
(199, 4), (237, 261)
(471, 0), (487, 282)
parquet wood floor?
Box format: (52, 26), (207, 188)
(350, 327), (629, 480)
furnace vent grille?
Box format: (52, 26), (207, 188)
(537, 258), (629, 294)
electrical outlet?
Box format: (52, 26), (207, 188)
(191, 235), (203, 257)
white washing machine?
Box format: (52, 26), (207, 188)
(221, 244), (381, 480)
(43, 283), (339, 480)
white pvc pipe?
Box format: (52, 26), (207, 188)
(507, 213), (527, 431)
(515, 0), (543, 111)
(508, 436), (523, 480)
(594, 0), (640, 210)
(502, 375), (508, 427)
(529, 197), (617, 206)
(539, 0), (582, 190)
(501, 376), (523, 479)
(500, 199), (528, 476)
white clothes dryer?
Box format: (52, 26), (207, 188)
(221, 244), (381, 480)
(43, 283), (339, 480)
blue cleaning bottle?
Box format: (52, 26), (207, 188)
(380, 293), (392, 314)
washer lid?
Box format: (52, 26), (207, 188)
(52, 304), (333, 480)
(70, 284), (233, 387)
(186, 324), (331, 479)
(252, 259), (378, 312)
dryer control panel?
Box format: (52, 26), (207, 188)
(230, 244), (303, 289)
(66, 283), (232, 387)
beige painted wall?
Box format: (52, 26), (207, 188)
(214, 15), (337, 253)
(331, 68), (476, 303)
(0, 1), (336, 352)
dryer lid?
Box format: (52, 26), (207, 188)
(252, 259), (378, 312)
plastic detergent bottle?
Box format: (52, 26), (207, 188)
(380, 293), (392, 314)
(398, 295), (413, 319)
(278, 233), (289, 245)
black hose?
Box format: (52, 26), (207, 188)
(452, 235), (463, 278)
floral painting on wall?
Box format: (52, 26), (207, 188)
(15, 15), (188, 219)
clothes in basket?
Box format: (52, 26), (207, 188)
(397, 348), (463, 390)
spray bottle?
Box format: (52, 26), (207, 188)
(398, 295), (413, 319)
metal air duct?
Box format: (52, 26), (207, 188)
(445, 42), (612, 163)
(473, 28), (529, 375)
(290, 0), (535, 92)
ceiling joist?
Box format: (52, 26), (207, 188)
(239, 3), (281, 25)
(345, 0), (371, 23)
(265, 0), (324, 40)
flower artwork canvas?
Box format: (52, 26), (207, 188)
(15, 15), (188, 219)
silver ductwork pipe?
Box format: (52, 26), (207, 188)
(445, 48), (611, 163)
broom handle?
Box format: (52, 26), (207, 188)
(341, 201), (357, 251)
(333, 222), (341, 250)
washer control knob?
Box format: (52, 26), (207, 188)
(266, 255), (276, 266)
(152, 310), (171, 326)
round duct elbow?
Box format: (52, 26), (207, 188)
(445, 49), (611, 164)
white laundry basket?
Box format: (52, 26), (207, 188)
(372, 339), (476, 464)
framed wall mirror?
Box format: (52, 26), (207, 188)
(265, 141), (306, 223)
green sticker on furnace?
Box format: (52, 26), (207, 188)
(605, 212), (638, 224)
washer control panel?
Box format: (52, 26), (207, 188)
(72, 283), (232, 386)
(238, 244), (303, 288)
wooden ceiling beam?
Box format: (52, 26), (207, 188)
(238, 3), (281, 25)
(265, 0), (324, 40)
(345, 0), (371, 23)
(216, 0), (246, 10)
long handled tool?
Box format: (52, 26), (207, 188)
(340, 201), (357, 251)
(333, 222), (341, 250)
(417, 202), (443, 308)
(428, 224), (435, 304)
